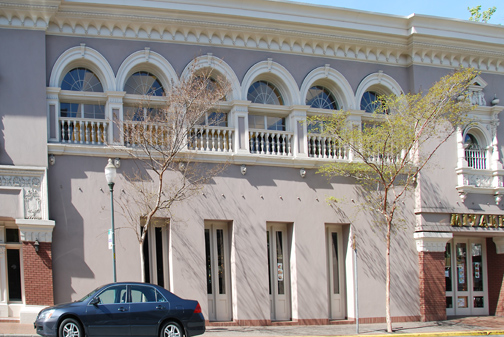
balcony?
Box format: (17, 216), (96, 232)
(60, 118), (108, 145)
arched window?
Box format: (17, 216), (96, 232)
(306, 86), (339, 110)
(360, 91), (385, 113)
(60, 68), (105, 119)
(61, 68), (103, 92)
(125, 71), (164, 96)
(124, 72), (165, 121)
(464, 133), (486, 169)
(247, 81), (284, 105)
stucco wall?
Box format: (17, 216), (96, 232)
(48, 154), (419, 321)
(0, 29), (48, 167)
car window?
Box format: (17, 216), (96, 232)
(130, 285), (167, 303)
(95, 285), (127, 304)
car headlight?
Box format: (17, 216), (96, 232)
(38, 309), (55, 321)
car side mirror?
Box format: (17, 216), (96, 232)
(90, 297), (100, 306)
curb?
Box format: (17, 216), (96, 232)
(336, 331), (504, 337)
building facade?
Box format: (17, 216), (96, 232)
(1, 0), (504, 325)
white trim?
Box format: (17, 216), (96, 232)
(354, 71), (404, 110)
(300, 65), (354, 110)
(16, 219), (55, 243)
(49, 44), (115, 91)
(493, 237), (504, 254)
(414, 232), (452, 252)
(241, 59), (300, 106)
(116, 48), (178, 93)
(181, 54), (241, 101)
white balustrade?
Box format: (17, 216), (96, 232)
(249, 130), (293, 156)
(60, 118), (108, 145)
(465, 149), (487, 169)
(188, 126), (234, 152)
(307, 134), (348, 160)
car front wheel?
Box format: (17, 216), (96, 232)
(59, 318), (83, 337)
(160, 321), (183, 337)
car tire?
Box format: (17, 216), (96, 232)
(59, 318), (83, 337)
(160, 321), (183, 337)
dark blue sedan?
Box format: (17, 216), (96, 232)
(34, 282), (205, 337)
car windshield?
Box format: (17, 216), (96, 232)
(77, 287), (101, 302)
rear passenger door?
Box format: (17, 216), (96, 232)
(129, 284), (170, 336)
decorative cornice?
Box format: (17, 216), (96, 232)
(414, 232), (453, 252)
(0, 1), (59, 30)
(16, 219), (55, 243)
(1, 0), (503, 72)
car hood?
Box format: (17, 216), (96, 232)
(45, 301), (86, 311)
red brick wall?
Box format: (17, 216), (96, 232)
(487, 238), (504, 316)
(22, 241), (54, 306)
(418, 251), (446, 321)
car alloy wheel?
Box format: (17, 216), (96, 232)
(161, 322), (182, 337)
(59, 318), (82, 337)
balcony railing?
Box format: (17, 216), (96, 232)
(249, 130), (293, 156)
(188, 126), (234, 152)
(307, 134), (348, 160)
(465, 148), (487, 169)
(55, 117), (410, 165)
(60, 118), (108, 145)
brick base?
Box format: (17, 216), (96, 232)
(488, 238), (504, 316)
(22, 241), (54, 306)
(419, 251), (446, 322)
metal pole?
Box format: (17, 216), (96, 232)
(109, 182), (116, 283)
(353, 234), (359, 334)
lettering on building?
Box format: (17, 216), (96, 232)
(450, 213), (504, 228)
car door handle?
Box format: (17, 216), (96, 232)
(156, 305), (165, 310)
(118, 307), (128, 312)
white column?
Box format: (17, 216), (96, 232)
(106, 91), (126, 145)
(46, 87), (61, 142)
(288, 106), (309, 158)
(229, 101), (251, 154)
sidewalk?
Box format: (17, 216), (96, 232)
(1, 316), (504, 337)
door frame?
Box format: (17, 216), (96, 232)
(205, 221), (232, 322)
(267, 223), (291, 321)
(446, 237), (488, 316)
(326, 225), (346, 320)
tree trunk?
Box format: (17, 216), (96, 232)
(140, 239), (146, 283)
(386, 220), (392, 333)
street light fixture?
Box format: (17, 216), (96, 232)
(105, 158), (117, 282)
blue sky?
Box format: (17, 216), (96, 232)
(285, 0), (502, 23)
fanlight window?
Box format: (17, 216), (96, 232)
(306, 86), (339, 110)
(247, 81), (284, 105)
(464, 133), (486, 169)
(360, 91), (385, 113)
(125, 71), (164, 96)
(60, 67), (105, 119)
(61, 68), (103, 92)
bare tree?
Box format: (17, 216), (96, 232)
(111, 65), (230, 282)
(309, 68), (479, 332)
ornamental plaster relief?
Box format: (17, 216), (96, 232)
(0, 168), (47, 220)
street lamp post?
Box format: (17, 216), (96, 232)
(105, 158), (117, 282)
